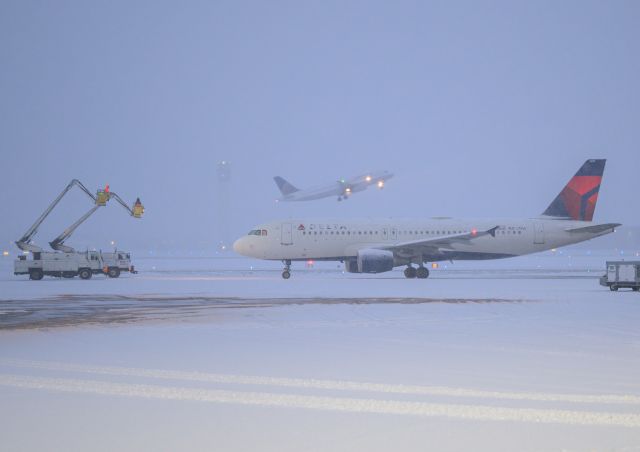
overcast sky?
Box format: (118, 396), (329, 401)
(1, 0), (638, 252)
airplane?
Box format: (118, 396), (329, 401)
(236, 160), (620, 279)
(274, 170), (393, 202)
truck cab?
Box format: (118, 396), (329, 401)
(100, 250), (136, 278)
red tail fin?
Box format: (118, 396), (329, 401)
(542, 159), (606, 221)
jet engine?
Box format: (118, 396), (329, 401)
(345, 249), (395, 273)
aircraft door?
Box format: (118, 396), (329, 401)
(281, 223), (293, 245)
(533, 221), (545, 244)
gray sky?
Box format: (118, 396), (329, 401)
(1, 0), (638, 252)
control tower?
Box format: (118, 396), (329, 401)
(215, 160), (232, 251)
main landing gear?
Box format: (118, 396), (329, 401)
(282, 259), (291, 279)
(404, 265), (429, 279)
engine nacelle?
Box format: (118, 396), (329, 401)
(345, 249), (395, 273)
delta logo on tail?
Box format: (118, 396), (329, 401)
(542, 159), (605, 221)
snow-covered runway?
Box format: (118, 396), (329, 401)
(1, 257), (639, 450)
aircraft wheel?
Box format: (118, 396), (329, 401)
(29, 268), (44, 281)
(610, 285), (618, 291)
(404, 266), (417, 279)
(416, 267), (429, 279)
(79, 268), (92, 280)
(282, 270), (291, 279)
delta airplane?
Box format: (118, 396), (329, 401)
(274, 170), (393, 202)
(236, 160), (620, 279)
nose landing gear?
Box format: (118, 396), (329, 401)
(282, 260), (292, 279)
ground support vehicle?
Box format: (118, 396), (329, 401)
(600, 261), (640, 291)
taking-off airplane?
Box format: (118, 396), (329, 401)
(274, 170), (393, 202)
(236, 160), (619, 279)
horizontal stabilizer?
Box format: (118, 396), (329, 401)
(565, 223), (621, 234)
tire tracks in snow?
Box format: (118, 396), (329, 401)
(1, 373), (640, 428)
(1, 359), (639, 406)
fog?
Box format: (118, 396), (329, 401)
(1, 1), (639, 253)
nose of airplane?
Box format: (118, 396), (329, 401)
(233, 237), (245, 255)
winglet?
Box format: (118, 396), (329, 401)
(487, 226), (499, 238)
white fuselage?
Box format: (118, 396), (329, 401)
(279, 171), (393, 202)
(233, 217), (615, 265)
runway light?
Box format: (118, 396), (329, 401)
(377, 180), (384, 188)
(431, 263), (438, 269)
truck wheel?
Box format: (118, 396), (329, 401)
(610, 285), (618, 291)
(107, 267), (121, 278)
(29, 268), (44, 281)
(79, 268), (92, 280)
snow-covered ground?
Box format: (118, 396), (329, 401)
(1, 255), (639, 451)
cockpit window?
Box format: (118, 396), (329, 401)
(248, 229), (267, 236)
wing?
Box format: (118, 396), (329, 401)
(379, 226), (499, 260)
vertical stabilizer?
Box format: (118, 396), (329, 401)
(273, 177), (299, 196)
(542, 159), (606, 221)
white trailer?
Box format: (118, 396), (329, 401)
(600, 261), (640, 291)
(14, 251), (105, 280)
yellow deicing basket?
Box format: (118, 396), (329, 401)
(96, 190), (110, 206)
(133, 198), (144, 218)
